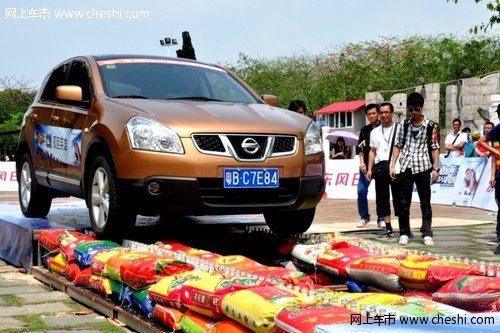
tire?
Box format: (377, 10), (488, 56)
(264, 208), (315, 236)
(87, 155), (136, 240)
(18, 153), (52, 217)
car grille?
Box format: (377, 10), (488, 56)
(198, 178), (299, 206)
(192, 134), (296, 161)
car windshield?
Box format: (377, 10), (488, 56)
(97, 58), (259, 103)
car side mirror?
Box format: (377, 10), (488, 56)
(55, 85), (83, 102)
(261, 94), (279, 107)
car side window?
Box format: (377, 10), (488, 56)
(65, 61), (92, 108)
(40, 63), (70, 102)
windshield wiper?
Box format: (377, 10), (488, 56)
(165, 96), (223, 102)
(112, 95), (149, 99)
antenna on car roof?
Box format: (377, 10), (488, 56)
(176, 31), (196, 60)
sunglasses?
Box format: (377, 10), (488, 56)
(407, 106), (422, 113)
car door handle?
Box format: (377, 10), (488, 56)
(51, 115), (60, 123)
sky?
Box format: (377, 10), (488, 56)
(0, 0), (497, 88)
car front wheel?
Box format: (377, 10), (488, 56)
(87, 155), (136, 240)
(18, 153), (52, 217)
(264, 208), (315, 236)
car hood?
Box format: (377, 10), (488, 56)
(108, 99), (310, 138)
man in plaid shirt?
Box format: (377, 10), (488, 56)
(390, 92), (440, 246)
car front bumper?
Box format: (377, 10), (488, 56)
(119, 175), (325, 216)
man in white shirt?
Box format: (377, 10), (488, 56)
(367, 102), (401, 237)
(444, 118), (467, 157)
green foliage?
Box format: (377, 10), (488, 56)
(229, 35), (500, 119)
(448, 0), (500, 33)
(0, 77), (35, 156)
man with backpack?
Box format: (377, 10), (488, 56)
(390, 92), (440, 246)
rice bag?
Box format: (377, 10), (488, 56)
(220, 286), (309, 333)
(73, 240), (120, 267)
(180, 274), (260, 319)
(316, 241), (373, 277)
(398, 255), (483, 291)
(346, 254), (407, 292)
(432, 276), (500, 312)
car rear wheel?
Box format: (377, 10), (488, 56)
(264, 208), (315, 236)
(18, 153), (52, 217)
(87, 155), (136, 240)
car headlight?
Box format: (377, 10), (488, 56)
(304, 122), (323, 156)
(126, 117), (184, 154)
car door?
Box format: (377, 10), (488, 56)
(47, 59), (92, 195)
(29, 62), (71, 187)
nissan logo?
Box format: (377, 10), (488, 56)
(241, 138), (260, 154)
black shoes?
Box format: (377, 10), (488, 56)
(379, 229), (394, 237)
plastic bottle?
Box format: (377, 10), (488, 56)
(350, 301), (357, 312)
(479, 261), (486, 274)
(486, 262), (495, 277)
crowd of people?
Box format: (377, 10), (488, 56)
(288, 96), (500, 254)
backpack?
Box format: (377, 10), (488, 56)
(401, 119), (438, 164)
(464, 140), (477, 157)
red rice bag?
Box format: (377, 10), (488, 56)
(104, 251), (156, 283)
(398, 255), (483, 291)
(215, 255), (264, 271)
(432, 276), (500, 312)
(155, 240), (194, 252)
(74, 267), (93, 288)
(152, 304), (185, 331)
(122, 255), (194, 289)
(39, 230), (82, 252)
(65, 262), (82, 282)
(316, 241), (373, 277)
(90, 247), (129, 275)
(275, 304), (355, 332)
(149, 270), (211, 309)
(246, 266), (314, 289)
(59, 234), (96, 262)
(346, 254), (407, 292)
(180, 274), (260, 319)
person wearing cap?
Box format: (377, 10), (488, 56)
(464, 129), (479, 157)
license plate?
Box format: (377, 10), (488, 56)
(224, 168), (279, 188)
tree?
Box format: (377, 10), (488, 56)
(0, 76), (36, 158)
(448, 0), (500, 33)
(228, 35), (500, 120)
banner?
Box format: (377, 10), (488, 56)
(0, 156), (497, 212)
(34, 124), (82, 167)
(324, 156), (495, 211)
(0, 162), (17, 191)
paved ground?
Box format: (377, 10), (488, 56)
(0, 192), (499, 332)
(0, 260), (132, 332)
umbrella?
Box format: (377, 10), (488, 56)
(325, 130), (359, 146)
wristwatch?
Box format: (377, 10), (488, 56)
(433, 168), (440, 172)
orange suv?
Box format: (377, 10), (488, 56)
(16, 55), (325, 238)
